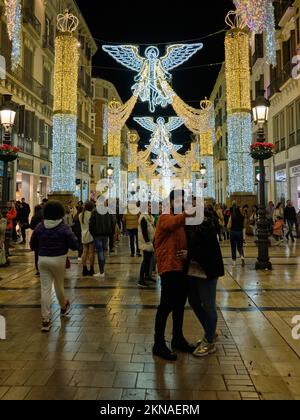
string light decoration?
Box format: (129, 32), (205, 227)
(233, 0), (276, 66)
(225, 12), (251, 115)
(102, 44), (203, 113)
(225, 11), (254, 194)
(51, 10), (79, 193)
(227, 113), (254, 194)
(4, 0), (22, 70)
(51, 115), (77, 192)
(202, 156), (216, 199)
(103, 105), (108, 145)
(128, 131), (139, 173)
(163, 84), (212, 134)
(199, 98), (214, 157)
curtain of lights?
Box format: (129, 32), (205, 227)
(4, 0), (22, 70)
(233, 0), (276, 66)
(225, 12), (254, 194)
(128, 131), (139, 191)
(51, 11), (79, 193)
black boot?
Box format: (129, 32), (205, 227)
(88, 266), (95, 276)
(152, 342), (177, 361)
(82, 266), (89, 276)
(171, 337), (196, 353)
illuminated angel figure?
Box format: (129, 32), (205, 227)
(102, 44), (203, 113)
(134, 116), (183, 154)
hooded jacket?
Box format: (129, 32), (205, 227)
(30, 220), (79, 257)
(89, 209), (116, 238)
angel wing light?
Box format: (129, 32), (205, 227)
(102, 43), (203, 113)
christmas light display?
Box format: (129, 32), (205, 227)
(202, 156), (215, 199)
(51, 10), (79, 193)
(225, 13), (251, 114)
(102, 44), (203, 113)
(227, 113), (254, 194)
(51, 114), (77, 192)
(225, 11), (254, 194)
(233, 0), (276, 66)
(128, 131), (139, 173)
(4, 0), (22, 70)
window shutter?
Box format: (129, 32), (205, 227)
(39, 120), (45, 145)
(33, 115), (39, 142)
(18, 106), (25, 135)
(49, 125), (53, 149)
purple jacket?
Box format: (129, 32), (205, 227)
(30, 220), (79, 257)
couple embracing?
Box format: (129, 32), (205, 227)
(153, 190), (224, 361)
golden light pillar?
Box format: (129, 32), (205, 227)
(50, 10), (79, 205)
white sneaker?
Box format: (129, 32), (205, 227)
(93, 272), (105, 278)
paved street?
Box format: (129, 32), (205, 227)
(0, 237), (300, 400)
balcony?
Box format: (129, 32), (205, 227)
(267, 61), (294, 99)
(76, 161), (89, 174)
(18, 137), (33, 154)
(23, 8), (41, 37)
(77, 120), (95, 141)
(78, 77), (93, 98)
(42, 90), (54, 109)
(10, 64), (43, 99)
(43, 35), (55, 54)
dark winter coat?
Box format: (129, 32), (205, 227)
(30, 220), (79, 257)
(185, 212), (225, 280)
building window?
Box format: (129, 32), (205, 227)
(288, 103), (296, 148)
(296, 99), (300, 145)
(103, 88), (108, 99)
(280, 111), (286, 151)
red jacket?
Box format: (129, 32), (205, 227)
(6, 208), (17, 230)
(155, 213), (187, 276)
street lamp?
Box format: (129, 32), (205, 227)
(200, 163), (207, 178)
(252, 91), (272, 271)
(107, 164), (114, 178)
(0, 95), (17, 207)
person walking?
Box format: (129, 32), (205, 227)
(228, 204), (245, 266)
(79, 201), (95, 277)
(138, 202), (155, 288)
(19, 198), (31, 244)
(242, 204), (249, 243)
(178, 206), (224, 357)
(223, 205), (231, 240)
(153, 190), (195, 361)
(72, 204), (83, 262)
(284, 200), (297, 243)
(123, 208), (141, 257)
(30, 205), (44, 275)
(249, 205), (258, 237)
(5, 202), (17, 259)
(89, 200), (115, 278)
(30, 201), (79, 332)
(0, 213), (7, 266)
(215, 204), (225, 242)
(273, 202), (284, 222)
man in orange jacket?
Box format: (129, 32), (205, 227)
(153, 190), (196, 361)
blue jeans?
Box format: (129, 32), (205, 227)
(230, 230), (244, 261)
(188, 276), (218, 343)
(286, 220), (295, 241)
(128, 229), (139, 255)
(94, 237), (108, 274)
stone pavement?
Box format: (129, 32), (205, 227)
(0, 236), (300, 400)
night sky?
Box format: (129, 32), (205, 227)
(75, 0), (233, 149)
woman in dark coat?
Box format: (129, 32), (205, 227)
(178, 207), (224, 358)
(30, 205), (43, 275)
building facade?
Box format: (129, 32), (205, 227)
(0, 0), (96, 210)
(209, 0), (300, 209)
(210, 64), (228, 204)
(91, 78), (129, 200)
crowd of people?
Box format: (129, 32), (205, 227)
(1, 194), (300, 361)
